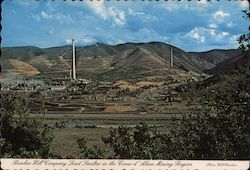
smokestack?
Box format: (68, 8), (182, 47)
(170, 47), (173, 67)
(72, 39), (76, 80)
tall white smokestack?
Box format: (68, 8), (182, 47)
(170, 47), (173, 67)
(72, 39), (76, 80)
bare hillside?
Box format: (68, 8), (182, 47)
(1, 42), (243, 81)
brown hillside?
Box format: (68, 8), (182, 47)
(77, 56), (113, 74)
(111, 47), (167, 69)
(96, 47), (204, 81)
(5, 59), (40, 77)
(1, 42), (242, 80)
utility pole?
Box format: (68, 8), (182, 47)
(72, 39), (76, 80)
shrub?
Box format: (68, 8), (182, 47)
(102, 124), (174, 159)
(76, 137), (106, 159)
(0, 92), (54, 158)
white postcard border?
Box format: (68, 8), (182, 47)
(1, 159), (250, 170)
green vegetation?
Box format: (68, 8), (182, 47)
(75, 137), (106, 159)
(102, 124), (172, 159)
(238, 4), (250, 53)
(102, 61), (250, 159)
(1, 3), (249, 159)
(0, 93), (55, 158)
(1, 61), (249, 159)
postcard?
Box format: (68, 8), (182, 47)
(1, 0), (249, 169)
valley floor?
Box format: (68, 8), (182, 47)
(2, 78), (201, 158)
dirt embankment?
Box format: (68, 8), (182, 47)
(103, 105), (137, 113)
(114, 80), (162, 91)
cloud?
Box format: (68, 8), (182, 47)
(31, 3), (72, 24)
(16, 0), (37, 6)
(160, 2), (182, 11)
(128, 8), (158, 23)
(66, 36), (96, 45)
(41, 11), (52, 19)
(86, 1), (107, 19)
(221, 32), (229, 37)
(213, 10), (230, 21)
(105, 39), (124, 45)
(187, 28), (205, 42)
(138, 28), (169, 42)
(3, 0), (248, 51)
(239, 1), (249, 8)
(227, 21), (235, 28)
(128, 8), (144, 16)
(186, 26), (230, 44)
(197, 0), (208, 5)
(85, 1), (126, 26)
(210, 29), (216, 36)
(66, 39), (73, 44)
(181, 26), (235, 51)
(160, 1), (208, 12)
(79, 37), (97, 44)
(108, 7), (126, 26)
(32, 11), (73, 24)
(96, 27), (169, 46)
(210, 29), (229, 39)
(229, 34), (241, 47)
(32, 14), (41, 22)
(208, 23), (217, 29)
(46, 1), (56, 12)
(54, 13), (73, 24)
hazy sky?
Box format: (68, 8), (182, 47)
(1, 0), (249, 51)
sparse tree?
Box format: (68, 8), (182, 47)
(238, 0), (250, 55)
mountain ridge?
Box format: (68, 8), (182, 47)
(1, 42), (244, 81)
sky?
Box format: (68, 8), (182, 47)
(1, 0), (249, 52)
